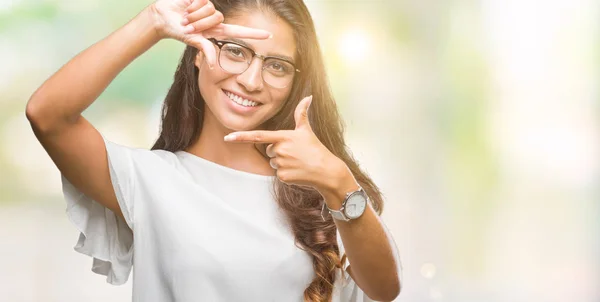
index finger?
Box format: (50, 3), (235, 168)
(224, 130), (288, 143)
(205, 23), (272, 40)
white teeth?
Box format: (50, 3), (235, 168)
(225, 91), (259, 107)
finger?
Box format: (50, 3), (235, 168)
(269, 158), (279, 170)
(204, 23), (272, 40)
(294, 95), (313, 130)
(183, 10), (224, 34)
(197, 38), (217, 69)
(182, 1), (215, 26)
(186, 0), (209, 13)
(276, 170), (298, 184)
(183, 35), (204, 51)
(224, 130), (290, 143)
(186, 36), (216, 68)
(266, 144), (276, 158)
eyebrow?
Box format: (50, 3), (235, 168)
(225, 37), (296, 65)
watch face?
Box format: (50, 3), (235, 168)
(344, 192), (367, 219)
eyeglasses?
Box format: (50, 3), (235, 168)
(208, 38), (300, 89)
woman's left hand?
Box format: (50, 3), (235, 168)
(223, 95), (348, 193)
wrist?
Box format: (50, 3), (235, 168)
(142, 4), (167, 41)
(318, 159), (360, 209)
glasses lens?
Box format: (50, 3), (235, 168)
(219, 43), (252, 74)
(263, 58), (295, 88)
(217, 41), (296, 88)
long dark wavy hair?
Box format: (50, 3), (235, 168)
(151, 0), (384, 300)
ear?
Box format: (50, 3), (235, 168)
(194, 50), (205, 69)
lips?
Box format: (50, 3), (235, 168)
(222, 89), (262, 105)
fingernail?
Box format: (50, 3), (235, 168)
(268, 33), (273, 39)
(224, 134), (236, 141)
(184, 25), (194, 34)
(181, 18), (189, 26)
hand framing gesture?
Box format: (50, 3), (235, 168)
(149, 0), (271, 68)
(224, 96), (349, 192)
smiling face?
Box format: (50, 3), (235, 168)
(195, 10), (297, 132)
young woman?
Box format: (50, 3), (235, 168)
(26, 0), (402, 301)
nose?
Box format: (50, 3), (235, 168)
(236, 57), (264, 92)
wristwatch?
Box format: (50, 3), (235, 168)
(321, 186), (370, 222)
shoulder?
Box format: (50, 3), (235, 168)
(151, 148), (180, 165)
(148, 149), (193, 179)
(106, 141), (182, 171)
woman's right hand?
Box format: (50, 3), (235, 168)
(147, 0), (271, 68)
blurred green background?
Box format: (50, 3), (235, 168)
(1, 0), (598, 301)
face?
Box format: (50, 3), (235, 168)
(195, 10), (297, 132)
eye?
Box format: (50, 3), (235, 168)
(221, 44), (249, 62)
(271, 62), (284, 71)
(226, 48), (243, 57)
(265, 60), (292, 74)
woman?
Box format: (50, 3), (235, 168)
(26, 0), (402, 301)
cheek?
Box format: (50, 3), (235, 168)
(197, 67), (228, 98)
(198, 65), (217, 87)
(258, 90), (292, 124)
(270, 89), (292, 111)
(197, 70), (209, 96)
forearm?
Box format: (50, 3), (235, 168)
(26, 7), (160, 132)
(318, 164), (401, 301)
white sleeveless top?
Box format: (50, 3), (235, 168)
(61, 137), (401, 301)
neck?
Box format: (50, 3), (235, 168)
(184, 106), (275, 176)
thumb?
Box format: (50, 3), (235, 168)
(294, 95), (313, 130)
(197, 38), (216, 69)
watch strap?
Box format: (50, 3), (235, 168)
(321, 186), (365, 222)
(330, 208), (350, 221)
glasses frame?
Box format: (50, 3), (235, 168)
(208, 38), (301, 89)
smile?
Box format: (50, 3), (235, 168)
(223, 90), (261, 107)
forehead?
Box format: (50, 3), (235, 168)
(223, 10), (297, 61)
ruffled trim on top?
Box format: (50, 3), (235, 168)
(60, 137), (137, 285)
(62, 175), (134, 285)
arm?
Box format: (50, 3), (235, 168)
(26, 8), (160, 134)
(222, 96), (402, 301)
(26, 8), (162, 220)
(25, 0), (271, 221)
(319, 166), (402, 301)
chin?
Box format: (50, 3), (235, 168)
(219, 116), (262, 132)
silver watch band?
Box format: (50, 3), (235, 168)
(321, 202), (350, 221)
(329, 210), (350, 221)
(320, 187), (364, 222)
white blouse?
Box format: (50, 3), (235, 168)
(61, 137), (402, 301)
